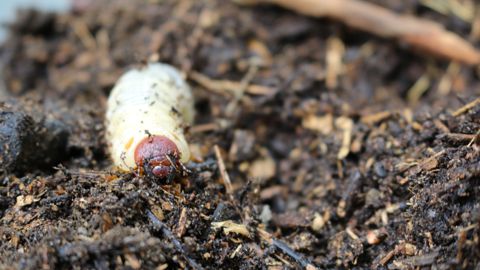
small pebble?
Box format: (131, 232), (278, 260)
(373, 162), (387, 178)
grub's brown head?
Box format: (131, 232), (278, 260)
(134, 135), (180, 178)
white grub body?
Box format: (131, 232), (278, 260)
(106, 63), (194, 171)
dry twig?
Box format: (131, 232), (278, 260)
(452, 98), (480, 116)
(189, 71), (276, 97)
(174, 208), (188, 238)
(214, 145), (234, 197)
(147, 210), (204, 270)
(438, 133), (476, 143)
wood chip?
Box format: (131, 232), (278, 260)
(326, 36), (345, 89)
(229, 244), (243, 259)
(15, 195), (34, 208)
(311, 214), (326, 233)
(211, 220), (251, 238)
(174, 208), (188, 238)
(336, 117), (354, 159)
(302, 113), (333, 134)
(124, 253), (141, 270)
(419, 150), (445, 171)
(101, 212), (113, 232)
(379, 242), (417, 265)
(150, 205), (165, 221)
(273, 211), (310, 228)
(360, 111), (392, 125)
(259, 185), (288, 200)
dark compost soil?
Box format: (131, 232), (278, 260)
(0, 0), (479, 269)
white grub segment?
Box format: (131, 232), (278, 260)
(106, 63), (194, 177)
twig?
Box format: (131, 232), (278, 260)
(190, 122), (220, 133)
(189, 71), (276, 97)
(407, 74), (430, 104)
(225, 63), (260, 116)
(258, 228), (318, 269)
(360, 111), (392, 125)
(378, 243), (416, 266)
(214, 145), (234, 197)
(467, 129), (480, 147)
(147, 210), (204, 270)
(174, 208), (188, 238)
(452, 98), (480, 116)
(235, 0), (480, 65)
(379, 247), (397, 266)
(438, 133), (476, 143)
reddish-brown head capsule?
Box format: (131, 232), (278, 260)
(134, 135), (180, 178)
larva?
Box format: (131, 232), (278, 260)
(106, 63), (194, 178)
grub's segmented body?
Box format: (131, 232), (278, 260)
(106, 63), (194, 176)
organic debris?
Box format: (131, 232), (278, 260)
(0, 0), (479, 269)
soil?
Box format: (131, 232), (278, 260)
(0, 0), (479, 269)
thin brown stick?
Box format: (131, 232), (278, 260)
(190, 122), (220, 133)
(452, 98), (480, 116)
(236, 0), (480, 65)
(214, 145), (234, 196)
(467, 129), (480, 147)
(189, 71), (276, 96)
(439, 133), (476, 143)
(174, 207), (188, 238)
(379, 247), (397, 266)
